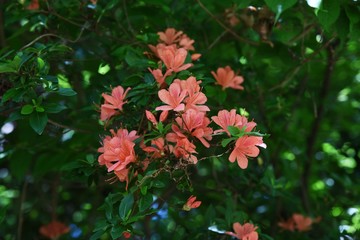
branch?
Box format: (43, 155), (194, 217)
(48, 119), (90, 133)
(301, 40), (337, 213)
(196, 0), (259, 46)
(20, 23), (87, 50)
(17, 179), (29, 240)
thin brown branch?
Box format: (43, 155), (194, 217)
(269, 38), (335, 92)
(48, 119), (90, 133)
(301, 40), (337, 213)
(123, 0), (136, 36)
(288, 23), (316, 45)
(20, 24), (87, 50)
(196, 0), (259, 46)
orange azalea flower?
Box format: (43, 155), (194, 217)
(183, 195), (201, 211)
(114, 167), (130, 190)
(100, 86), (131, 121)
(166, 134), (198, 163)
(39, 221), (70, 239)
(145, 110), (168, 126)
(292, 213), (313, 232)
(158, 28), (183, 45)
(211, 109), (256, 136)
(179, 34), (195, 51)
(148, 68), (172, 88)
(98, 129), (139, 173)
(142, 137), (166, 159)
(226, 222), (258, 240)
(211, 66), (244, 90)
(156, 82), (187, 112)
(174, 109), (213, 148)
(278, 217), (295, 231)
(158, 46), (193, 73)
(229, 136), (266, 169)
(174, 77), (210, 112)
(278, 213), (320, 232)
(191, 53), (201, 61)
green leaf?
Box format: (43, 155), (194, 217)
(317, 0), (340, 31)
(90, 229), (106, 240)
(43, 103), (67, 113)
(119, 193), (134, 221)
(221, 138), (236, 147)
(0, 63), (17, 73)
(227, 126), (241, 136)
(21, 105), (34, 115)
(2, 88), (27, 103)
(111, 225), (125, 239)
(140, 186), (148, 195)
(139, 193), (153, 212)
(29, 112), (48, 135)
(57, 88), (77, 96)
(98, 63), (111, 75)
(35, 106), (45, 112)
(264, 0), (297, 13)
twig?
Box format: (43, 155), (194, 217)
(123, 0), (136, 36)
(38, 10), (85, 28)
(196, 0), (259, 46)
(288, 23), (316, 45)
(48, 119), (90, 133)
(17, 178), (29, 240)
(301, 41), (337, 213)
(269, 38), (335, 91)
(208, 30), (227, 50)
(20, 24), (87, 50)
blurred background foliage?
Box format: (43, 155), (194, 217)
(0, 0), (359, 239)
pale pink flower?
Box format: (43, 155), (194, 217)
(183, 195), (201, 211)
(158, 46), (193, 73)
(158, 28), (183, 45)
(156, 82), (187, 112)
(211, 66), (244, 90)
(100, 86), (131, 121)
(226, 222), (258, 240)
(229, 136), (265, 169)
(211, 109), (256, 136)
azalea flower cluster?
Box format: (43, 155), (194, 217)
(147, 28), (200, 88)
(97, 27), (266, 189)
(278, 213), (321, 232)
(97, 27), (266, 237)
